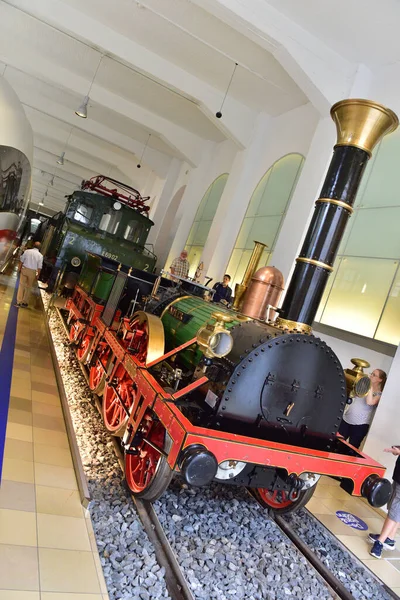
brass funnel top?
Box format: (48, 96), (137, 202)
(331, 99), (398, 156)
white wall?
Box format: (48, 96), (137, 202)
(202, 103), (320, 282)
(164, 139), (237, 271)
(314, 328), (393, 376)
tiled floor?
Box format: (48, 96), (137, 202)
(309, 476), (400, 596)
(0, 270), (109, 600)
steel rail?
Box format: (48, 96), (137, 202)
(250, 487), (399, 600)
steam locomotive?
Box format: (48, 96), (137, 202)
(64, 99), (397, 514)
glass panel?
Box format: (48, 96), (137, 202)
(245, 215), (282, 249)
(235, 217), (254, 249)
(195, 186), (211, 221)
(375, 264), (400, 345)
(233, 250), (253, 288)
(74, 203), (93, 225)
(359, 133), (400, 208)
(262, 154), (304, 215)
(314, 257), (343, 323)
(226, 153), (304, 287)
(184, 173), (229, 264)
(352, 146), (377, 209)
(186, 246), (203, 278)
(226, 249), (243, 286)
(344, 207), (400, 259)
(320, 257), (398, 337)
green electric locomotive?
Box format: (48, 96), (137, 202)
(38, 176), (157, 291)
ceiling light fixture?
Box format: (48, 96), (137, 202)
(75, 96), (89, 119)
(75, 54), (103, 119)
(137, 133), (151, 168)
(56, 127), (74, 166)
(216, 62), (238, 119)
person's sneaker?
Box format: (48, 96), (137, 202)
(21, 303), (28, 308)
(14, 303), (22, 308)
(368, 533), (396, 550)
(370, 540), (383, 559)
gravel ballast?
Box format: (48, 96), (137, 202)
(43, 293), (395, 600)
(43, 293), (171, 600)
(284, 509), (394, 600)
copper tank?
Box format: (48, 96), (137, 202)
(241, 266), (284, 321)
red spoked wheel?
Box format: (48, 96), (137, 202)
(76, 332), (93, 363)
(89, 344), (111, 395)
(254, 485), (316, 515)
(125, 411), (172, 502)
(102, 365), (135, 436)
(69, 319), (82, 344)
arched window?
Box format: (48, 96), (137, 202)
(226, 154), (304, 289)
(185, 174), (228, 277)
(315, 131), (400, 345)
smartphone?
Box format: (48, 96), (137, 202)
(392, 445), (400, 449)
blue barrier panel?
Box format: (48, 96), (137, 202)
(0, 283), (19, 481)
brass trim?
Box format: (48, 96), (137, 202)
(296, 257), (333, 272)
(275, 317), (312, 335)
(331, 99), (398, 156)
(316, 198), (354, 215)
(160, 296), (191, 319)
(132, 311), (165, 365)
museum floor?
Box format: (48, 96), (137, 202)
(0, 269), (109, 600)
(0, 267), (399, 599)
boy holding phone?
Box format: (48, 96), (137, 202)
(369, 445), (400, 558)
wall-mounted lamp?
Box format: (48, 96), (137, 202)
(57, 152), (65, 165)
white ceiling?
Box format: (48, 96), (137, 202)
(0, 0), (311, 213)
(266, 0), (400, 68)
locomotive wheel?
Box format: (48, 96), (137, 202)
(76, 332), (93, 363)
(69, 319), (82, 345)
(128, 312), (165, 365)
(254, 485), (316, 515)
(103, 365), (135, 436)
(125, 411), (173, 502)
(89, 345), (111, 395)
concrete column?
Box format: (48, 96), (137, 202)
(270, 117), (335, 287)
(147, 158), (183, 243)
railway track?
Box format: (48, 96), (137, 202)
(48, 300), (395, 600)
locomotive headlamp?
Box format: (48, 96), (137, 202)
(71, 256), (81, 267)
(344, 358), (371, 398)
(196, 312), (233, 358)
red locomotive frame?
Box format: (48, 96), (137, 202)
(66, 285), (386, 509)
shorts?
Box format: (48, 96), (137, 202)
(388, 481), (400, 522)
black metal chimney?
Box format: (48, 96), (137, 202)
(275, 99), (398, 334)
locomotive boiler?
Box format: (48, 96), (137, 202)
(65, 99), (397, 514)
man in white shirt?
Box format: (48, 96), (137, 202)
(16, 241), (43, 308)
